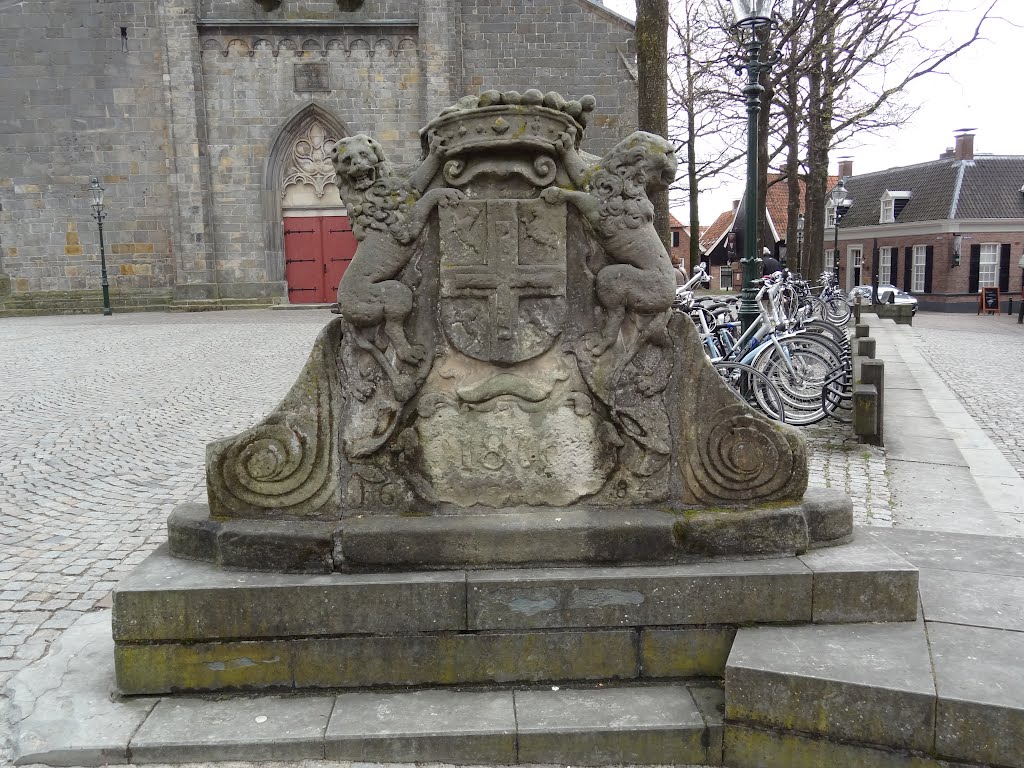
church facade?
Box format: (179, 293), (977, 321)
(0, 0), (637, 315)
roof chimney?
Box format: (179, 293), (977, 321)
(954, 132), (975, 161)
(838, 158), (853, 179)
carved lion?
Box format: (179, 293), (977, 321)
(544, 130), (678, 355)
(331, 134), (461, 366)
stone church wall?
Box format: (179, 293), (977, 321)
(0, 0), (176, 307)
(0, 0), (638, 314)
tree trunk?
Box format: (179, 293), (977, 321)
(636, 0), (670, 251)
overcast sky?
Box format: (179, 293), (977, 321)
(600, 0), (1024, 224)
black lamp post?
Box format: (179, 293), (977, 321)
(796, 212), (804, 275)
(829, 177), (851, 280)
(729, 0), (780, 333)
(89, 177), (112, 316)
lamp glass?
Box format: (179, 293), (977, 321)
(830, 178), (847, 207)
(731, 0), (775, 26)
(89, 177), (104, 209)
(796, 212), (805, 233)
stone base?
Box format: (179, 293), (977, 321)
(111, 530), (917, 695)
(167, 486), (854, 573)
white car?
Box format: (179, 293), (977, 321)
(849, 284), (918, 315)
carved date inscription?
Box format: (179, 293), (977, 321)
(294, 63), (330, 93)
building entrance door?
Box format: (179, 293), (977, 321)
(283, 215), (356, 303)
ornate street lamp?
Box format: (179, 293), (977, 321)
(796, 212), (805, 275)
(89, 177), (113, 316)
(729, 0), (780, 332)
(829, 177), (852, 278)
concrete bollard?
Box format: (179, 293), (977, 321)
(854, 324), (870, 338)
(855, 337), (876, 359)
(859, 359), (885, 446)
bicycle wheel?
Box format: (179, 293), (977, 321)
(802, 318), (850, 353)
(712, 361), (786, 423)
(751, 343), (835, 425)
(822, 296), (852, 325)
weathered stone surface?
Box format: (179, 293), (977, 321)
(689, 684), (725, 765)
(725, 724), (974, 768)
(292, 629), (638, 689)
(112, 545), (466, 642)
(801, 486), (854, 545)
(641, 627), (736, 679)
(325, 690), (516, 763)
(673, 505), (809, 556)
(515, 685), (708, 766)
(339, 507), (679, 568)
(10, 612), (156, 766)
(726, 621), (936, 752)
(798, 533), (918, 623)
(115, 639), (294, 695)
(467, 558), (812, 629)
(929, 622), (1024, 767)
(918, 566), (1024, 631)
(129, 696), (333, 763)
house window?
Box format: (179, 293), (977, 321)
(672, 231), (680, 248)
(912, 245), (927, 292)
(720, 266), (732, 290)
(879, 247), (893, 284)
(826, 205), (837, 228)
(979, 243), (999, 288)
(880, 199), (894, 223)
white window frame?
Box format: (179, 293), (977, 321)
(880, 199), (894, 223)
(826, 204), (837, 229)
(879, 247), (893, 284)
(979, 243), (999, 289)
(672, 230), (680, 248)
(720, 266), (732, 290)
(912, 245), (927, 293)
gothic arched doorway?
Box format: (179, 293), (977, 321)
(264, 104), (356, 304)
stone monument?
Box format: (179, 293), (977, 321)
(168, 89), (850, 573)
(110, 91), (882, 702)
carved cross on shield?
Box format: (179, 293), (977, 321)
(440, 198), (567, 364)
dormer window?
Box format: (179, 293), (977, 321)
(880, 190), (911, 223)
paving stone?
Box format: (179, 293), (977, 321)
(798, 532), (918, 623)
(112, 545), (467, 642)
(918, 567), (1024, 631)
(467, 559), (813, 630)
(885, 433), (968, 466)
(726, 620), (936, 752)
(7, 611), (156, 767)
(515, 685), (708, 765)
(725, 724), (975, 768)
(928, 622), (1024, 767)
(129, 695), (333, 763)
(868, 527), (1024, 578)
(324, 690), (515, 763)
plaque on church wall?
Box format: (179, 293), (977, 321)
(294, 63), (330, 93)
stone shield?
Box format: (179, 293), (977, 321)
(439, 198), (567, 364)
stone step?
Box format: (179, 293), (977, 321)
(112, 531), (919, 694)
(12, 615), (723, 767)
(724, 617), (1024, 767)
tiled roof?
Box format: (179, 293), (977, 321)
(700, 209), (735, 251)
(669, 213), (685, 228)
(839, 155), (1024, 226)
(955, 157), (1024, 219)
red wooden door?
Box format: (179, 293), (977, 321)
(284, 218), (323, 303)
(322, 215), (357, 302)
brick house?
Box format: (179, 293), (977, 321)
(699, 174), (837, 290)
(0, 0), (638, 315)
(830, 133), (1024, 312)
(668, 213), (702, 269)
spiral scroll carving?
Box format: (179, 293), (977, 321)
(687, 403), (800, 502)
(207, 322), (341, 517)
(443, 155), (558, 187)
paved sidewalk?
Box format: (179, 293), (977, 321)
(864, 313), (1024, 536)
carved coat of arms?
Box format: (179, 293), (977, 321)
(439, 199), (567, 364)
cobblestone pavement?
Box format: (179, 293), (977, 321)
(911, 311), (1024, 478)
(0, 310), (890, 706)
